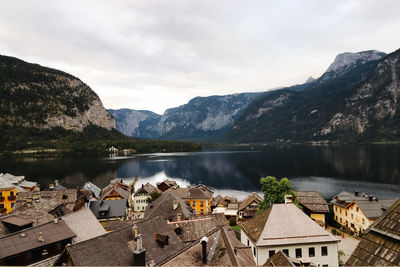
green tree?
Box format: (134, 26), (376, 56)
(258, 176), (299, 212)
(146, 190), (162, 203)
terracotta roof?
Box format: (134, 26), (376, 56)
(60, 216), (184, 266)
(346, 199), (400, 266)
(169, 214), (227, 243)
(144, 190), (193, 221)
(241, 204), (339, 246)
(61, 208), (106, 243)
(0, 220), (75, 261)
(238, 192), (262, 211)
(295, 191), (329, 213)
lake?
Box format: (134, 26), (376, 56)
(1, 144), (400, 200)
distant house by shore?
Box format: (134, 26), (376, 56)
(330, 191), (399, 234)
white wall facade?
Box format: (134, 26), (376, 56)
(241, 229), (339, 267)
(134, 192), (150, 212)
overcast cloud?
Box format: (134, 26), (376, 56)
(1, 0), (400, 114)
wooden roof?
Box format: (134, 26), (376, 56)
(346, 199), (400, 266)
(239, 206), (272, 243)
(238, 192), (262, 211)
(0, 220), (75, 260)
(295, 191), (329, 213)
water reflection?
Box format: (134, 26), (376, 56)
(0, 145), (399, 199)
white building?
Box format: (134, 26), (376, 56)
(240, 201), (340, 266)
(133, 183), (157, 212)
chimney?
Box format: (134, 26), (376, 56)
(55, 180), (59, 187)
(369, 195), (374, 201)
(132, 224), (138, 238)
(300, 258), (311, 267)
(284, 195), (293, 204)
(355, 191), (359, 197)
(177, 213), (182, 222)
(201, 236), (208, 264)
(133, 234), (146, 266)
(37, 232), (44, 242)
(173, 200), (179, 210)
(54, 218), (58, 224)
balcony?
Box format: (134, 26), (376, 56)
(8, 195), (16, 201)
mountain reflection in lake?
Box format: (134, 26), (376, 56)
(1, 145), (400, 200)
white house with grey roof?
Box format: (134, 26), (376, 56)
(240, 201), (340, 266)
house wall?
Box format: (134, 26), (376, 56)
(240, 229), (339, 266)
(311, 213), (325, 223)
(186, 197), (211, 215)
(134, 192), (150, 212)
(0, 188), (19, 214)
(333, 203), (371, 233)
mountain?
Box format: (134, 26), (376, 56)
(319, 48), (400, 141)
(108, 109), (161, 139)
(223, 50), (389, 143)
(0, 55), (115, 131)
(111, 92), (263, 142)
(0, 55), (201, 154)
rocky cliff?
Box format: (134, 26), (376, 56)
(0, 55), (115, 131)
(223, 50), (389, 143)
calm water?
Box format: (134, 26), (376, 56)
(1, 144), (400, 200)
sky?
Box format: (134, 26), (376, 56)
(1, 1), (400, 114)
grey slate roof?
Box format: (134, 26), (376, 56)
(241, 203), (339, 246)
(82, 182), (101, 199)
(346, 199), (400, 266)
(144, 190), (194, 221)
(61, 208), (106, 243)
(59, 216), (184, 266)
(89, 199), (127, 219)
(0, 220), (75, 260)
(330, 191), (399, 219)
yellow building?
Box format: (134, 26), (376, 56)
(0, 173), (38, 214)
(173, 185), (213, 215)
(295, 191), (329, 227)
(331, 191), (399, 234)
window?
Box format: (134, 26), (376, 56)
(10, 191), (15, 196)
(340, 218), (342, 223)
(11, 202), (14, 208)
(340, 209), (342, 214)
(269, 250), (275, 257)
(253, 247), (256, 256)
(295, 248), (302, 258)
(335, 206), (337, 212)
(362, 218), (365, 224)
(247, 240), (249, 246)
(321, 246), (328, 256)
(356, 207), (359, 212)
(309, 247), (315, 257)
(0, 203), (4, 209)
(200, 201), (204, 207)
(322, 265), (328, 267)
(0, 192), (2, 197)
(345, 211), (347, 216)
(351, 213), (353, 219)
(335, 215), (338, 221)
(282, 249), (289, 256)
